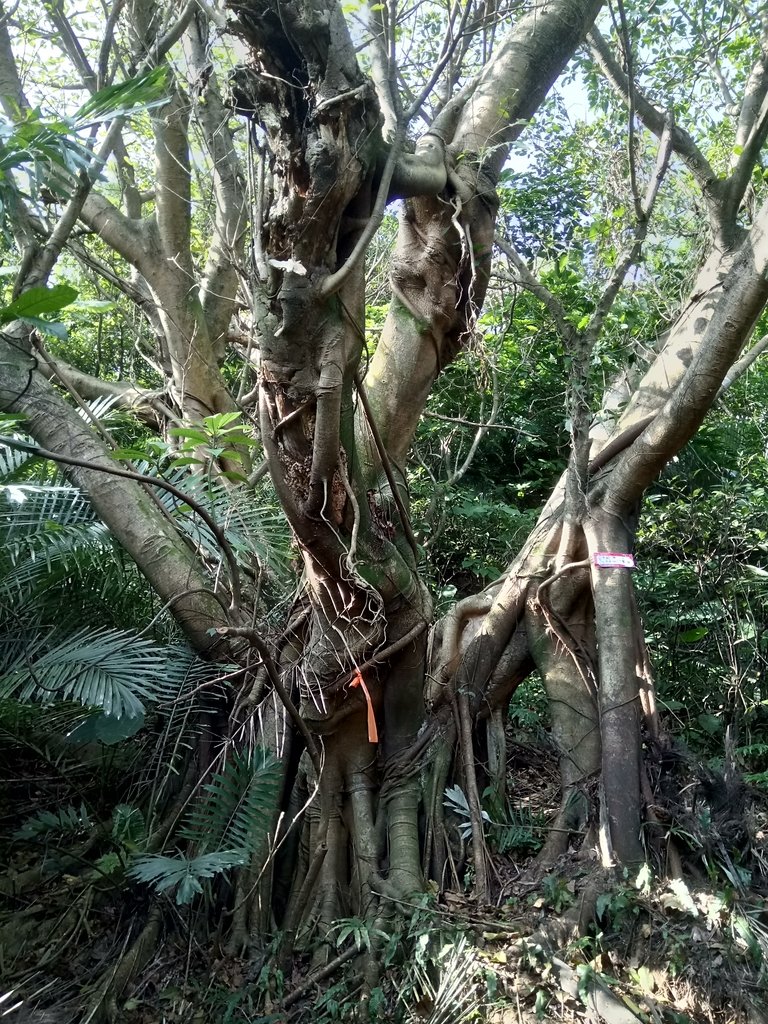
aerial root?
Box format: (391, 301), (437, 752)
(456, 689), (490, 903)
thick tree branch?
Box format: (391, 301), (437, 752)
(98, 0), (126, 88)
(45, 0), (99, 92)
(152, 86), (194, 278)
(366, 0), (398, 136)
(78, 193), (148, 268)
(725, 40), (768, 226)
(0, 344), (227, 649)
(0, 2), (30, 115)
(37, 350), (171, 427)
(454, 0), (604, 180)
(183, 15), (247, 357)
(24, 118), (132, 290)
(365, 0), (604, 463)
(606, 200), (768, 509)
(388, 134), (448, 199)
(733, 15), (768, 152)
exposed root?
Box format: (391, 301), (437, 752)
(88, 906), (162, 1023)
(531, 785), (592, 876)
(428, 592), (492, 706)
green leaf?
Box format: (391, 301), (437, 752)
(168, 427), (210, 443)
(203, 412), (242, 430)
(69, 299), (116, 313)
(95, 852), (122, 875)
(21, 315), (68, 339)
(112, 804), (146, 848)
(633, 966), (655, 993)
(679, 626), (708, 643)
(696, 712), (722, 735)
(66, 709), (145, 744)
(0, 284), (78, 324)
(596, 892), (612, 919)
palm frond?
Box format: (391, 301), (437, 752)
(0, 697), (96, 740)
(128, 850), (246, 905)
(406, 937), (480, 1024)
(0, 486), (100, 572)
(138, 651), (231, 820)
(2, 522), (112, 598)
(0, 441), (33, 481)
(0, 627), (178, 719)
(0, 484), (95, 534)
(0, 483), (112, 598)
(75, 394), (122, 423)
(180, 748), (282, 856)
(153, 469), (292, 584)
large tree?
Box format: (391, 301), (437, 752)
(2, 0), (768, 1008)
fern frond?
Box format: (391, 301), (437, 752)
(14, 803), (92, 841)
(180, 748), (281, 856)
(128, 850), (245, 905)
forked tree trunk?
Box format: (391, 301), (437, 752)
(223, 0), (608, 927)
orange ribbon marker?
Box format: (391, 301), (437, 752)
(351, 669), (378, 744)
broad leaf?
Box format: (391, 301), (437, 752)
(0, 284), (78, 324)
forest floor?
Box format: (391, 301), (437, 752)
(1, 732), (767, 1024)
